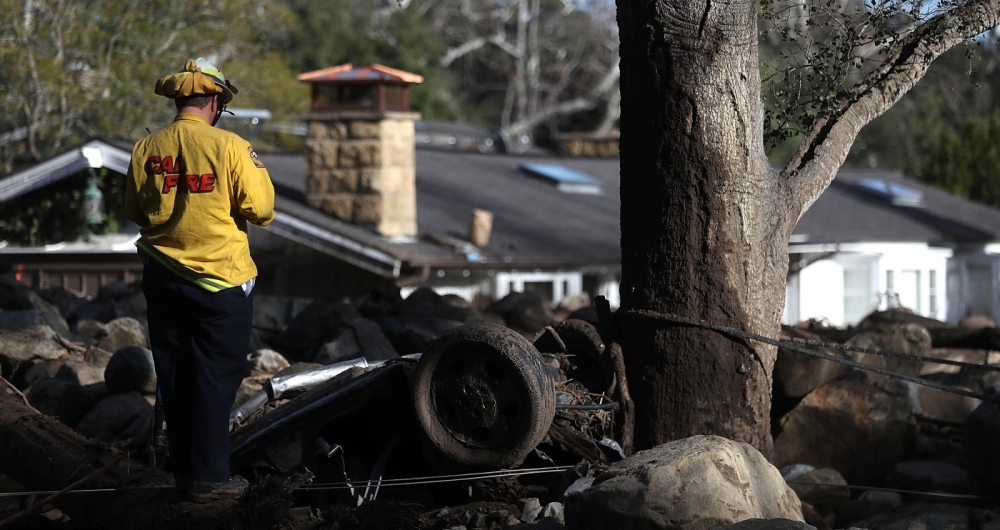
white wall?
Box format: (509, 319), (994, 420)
(401, 268), (627, 308)
(785, 243), (952, 326)
(796, 259), (845, 325)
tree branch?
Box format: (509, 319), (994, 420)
(441, 35), (489, 66)
(784, 0), (1000, 219)
(503, 55), (620, 137)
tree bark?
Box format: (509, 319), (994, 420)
(616, 0), (791, 454)
(0, 378), (232, 530)
(614, 0), (1000, 453)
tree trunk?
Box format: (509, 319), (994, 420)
(616, 0), (793, 453)
(0, 378), (232, 530)
(615, 0), (1000, 453)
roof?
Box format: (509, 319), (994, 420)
(263, 150), (622, 268)
(3, 136), (1000, 276)
(297, 64), (425, 84)
(792, 168), (1000, 247)
(0, 139), (130, 201)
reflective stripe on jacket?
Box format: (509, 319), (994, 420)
(125, 113), (275, 289)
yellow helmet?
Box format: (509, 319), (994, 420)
(154, 58), (238, 104)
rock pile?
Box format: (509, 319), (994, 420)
(4, 272), (1000, 530)
(770, 308), (1000, 529)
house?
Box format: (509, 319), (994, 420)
(0, 65), (997, 322)
(0, 137), (624, 307)
(2, 136), (999, 324)
(784, 168), (1000, 326)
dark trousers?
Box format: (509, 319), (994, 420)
(143, 258), (252, 483)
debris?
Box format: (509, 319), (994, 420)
(104, 346), (155, 394)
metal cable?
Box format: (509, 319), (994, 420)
(300, 466), (575, 491)
(557, 402), (619, 410)
(0, 466), (576, 498)
(782, 336), (1000, 372)
(624, 309), (1000, 405)
(784, 480), (992, 500)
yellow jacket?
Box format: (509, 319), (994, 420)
(125, 113), (275, 291)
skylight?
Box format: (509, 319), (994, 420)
(854, 178), (924, 207)
(519, 163), (602, 195)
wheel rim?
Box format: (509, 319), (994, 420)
(429, 346), (524, 448)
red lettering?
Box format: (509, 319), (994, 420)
(160, 156), (174, 174)
(199, 174), (216, 192)
(144, 156), (161, 174)
(174, 155), (184, 174)
(185, 174), (200, 192)
(162, 174), (179, 193)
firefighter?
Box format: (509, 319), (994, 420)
(125, 58), (275, 502)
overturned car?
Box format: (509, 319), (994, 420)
(221, 320), (622, 505)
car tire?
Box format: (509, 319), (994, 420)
(551, 319), (615, 396)
(413, 322), (556, 469)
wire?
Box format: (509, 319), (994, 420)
(0, 467), (575, 498)
(557, 402), (618, 410)
(784, 480), (992, 500)
(300, 466), (574, 491)
(624, 309), (1000, 405)
(0, 487), (170, 498)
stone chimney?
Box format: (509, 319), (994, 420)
(298, 64), (423, 238)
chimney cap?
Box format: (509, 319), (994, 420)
(297, 63), (425, 84)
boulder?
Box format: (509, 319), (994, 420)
(268, 298), (359, 362)
(782, 466), (849, 514)
(774, 380), (917, 484)
(849, 502), (1000, 530)
(75, 319), (108, 339)
(798, 503), (832, 530)
(541, 502), (564, 526)
(773, 327), (851, 399)
(91, 281), (147, 322)
(875, 379), (979, 424)
(314, 317), (398, 365)
(22, 359), (65, 387)
(373, 314), (465, 354)
(83, 346), (114, 369)
(960, 315), (996, 329)
(27, 378), (99, 427)
(91, 317), (148, 354)
(0, 309), (69, 333)
(918, 348), (993, 376)
(833, 491), (901, 527)
(54, 358), (105, 386)
(844, 324), (932, 381)
(486, 292), (554, 337)
(907, 434), (963, 466)
(74, 392), (152, 442)
(519, 498), (543, 524)
(37, 286), (89, 322)
(963, 391), (1000, 497)
(400, 287), (483, 324)
(556, 293), (591, 315)
(246, 348), (290, 378)
(0, 278), (43, 310)
(0, 280), (67, 331)
(885, 460), (976, 495)
(104, 346), (156, 395)
(0, 325), (69, 378)
(565, 435), (803, 530)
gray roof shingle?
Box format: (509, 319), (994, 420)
(792, 168), (1000, 245)
(264, 150), (622, 266)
